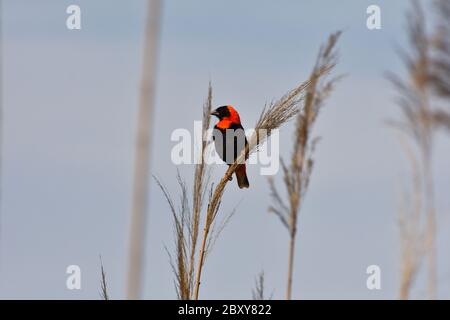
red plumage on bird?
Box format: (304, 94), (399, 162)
(211, 105), (249, 189)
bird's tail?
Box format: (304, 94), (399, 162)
(236, 164), (249, 189)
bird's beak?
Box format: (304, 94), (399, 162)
(211, 110), (220, 118)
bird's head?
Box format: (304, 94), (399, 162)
(211, 105), (241, 123)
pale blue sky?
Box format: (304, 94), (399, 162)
(1, 0), (450, 299)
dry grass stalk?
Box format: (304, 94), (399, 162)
(389, 0), (450, 299)
(155, 174), (191, 299)
(397, 136), (428, 299)
(252, 271), (272, 300)
(252, 271), (265, 300)
(99, 256), (109, 300)
(126, 0), (162, 300)
(268, 32), (341, 300)
(155, 84), (213, 299)
(192, 63), (334, 301)
(188, 84), (213, 295)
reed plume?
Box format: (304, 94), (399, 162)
(155, 84), (213, 299)
(388, 0), (450, 299)
(268, 32), (341, 300)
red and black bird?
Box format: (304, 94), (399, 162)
(211, 105), (249, 189)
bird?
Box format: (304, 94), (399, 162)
(211, 105), (249, 189)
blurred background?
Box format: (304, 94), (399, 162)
(1, 0), (450, 299)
